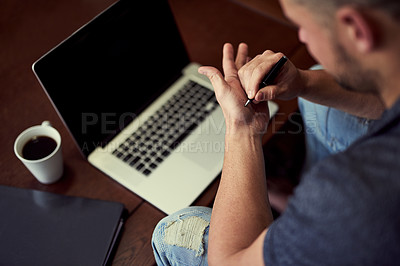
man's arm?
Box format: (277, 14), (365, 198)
(208, 132), (272, 265)
(238, 51), (384, 119)
(199, 43), (274, 265)
(298, 69), (384, 119)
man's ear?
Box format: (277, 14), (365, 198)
(336, 7), (377, 53)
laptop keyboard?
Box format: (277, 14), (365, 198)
(112, 80), (219, 176)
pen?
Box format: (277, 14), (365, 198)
(244, 55), (288, 107)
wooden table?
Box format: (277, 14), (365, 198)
(0, 0), (314, 264)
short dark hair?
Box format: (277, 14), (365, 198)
(291, 0), (400, 22)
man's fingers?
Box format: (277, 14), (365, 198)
(235, 43), (249, 69)
(255, 85), (278, 102)
(198, 66), (227, 90)
(222, 43), (240, 83)
(239, 51), (284, 100)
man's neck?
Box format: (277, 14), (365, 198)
(376, 51), (400, 109)
(374, 15), (400, 109)
(380, 84), (400, 109)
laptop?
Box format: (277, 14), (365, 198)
(32, 0), (278, 214)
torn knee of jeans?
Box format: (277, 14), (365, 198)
(164, 216), (209, 257)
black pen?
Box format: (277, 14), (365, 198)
(244, 55), (288, 107)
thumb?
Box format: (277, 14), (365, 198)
(198, 66), (228, 91)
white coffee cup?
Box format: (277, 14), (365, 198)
(14, 121), (63, 184)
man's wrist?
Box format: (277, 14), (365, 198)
(296, 69), (310, 98)
(224, 130), (263, 156)
(225, 119), (267, 136)
(224, 123), (265, 142)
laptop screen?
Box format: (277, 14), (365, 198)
(33, 0), (190, 157)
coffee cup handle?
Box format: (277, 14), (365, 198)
(41, 121), (52, 127)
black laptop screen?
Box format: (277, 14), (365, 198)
(33, 0), (190, 157)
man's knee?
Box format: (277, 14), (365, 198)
(152, 206), (212, 265)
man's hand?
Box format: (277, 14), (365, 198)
(198, 43), (270, 137)
(238, 49), (303, 102)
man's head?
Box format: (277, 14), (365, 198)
(280, 0), (400, 105)
(287, 0), (400, 24)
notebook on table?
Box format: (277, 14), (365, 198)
(0, 185), (125, 266)
(32, 0), (278, 214)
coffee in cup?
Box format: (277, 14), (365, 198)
(14, 121), (63, 184)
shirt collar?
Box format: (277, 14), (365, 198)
(367, 97), (400, 137)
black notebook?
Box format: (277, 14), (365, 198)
(0, 185), (125, 266)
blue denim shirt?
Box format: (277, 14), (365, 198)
(264, 99), (400, 265)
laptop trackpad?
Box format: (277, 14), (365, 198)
(181, 110), (225, 170)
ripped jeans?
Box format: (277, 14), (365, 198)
(152, 96), (373, 265)
(152, 206), (211, 266)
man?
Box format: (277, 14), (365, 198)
(152, 0), (400, 264)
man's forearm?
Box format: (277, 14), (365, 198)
(208, 132), (273, 265)
(299, 69), (384, 119)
